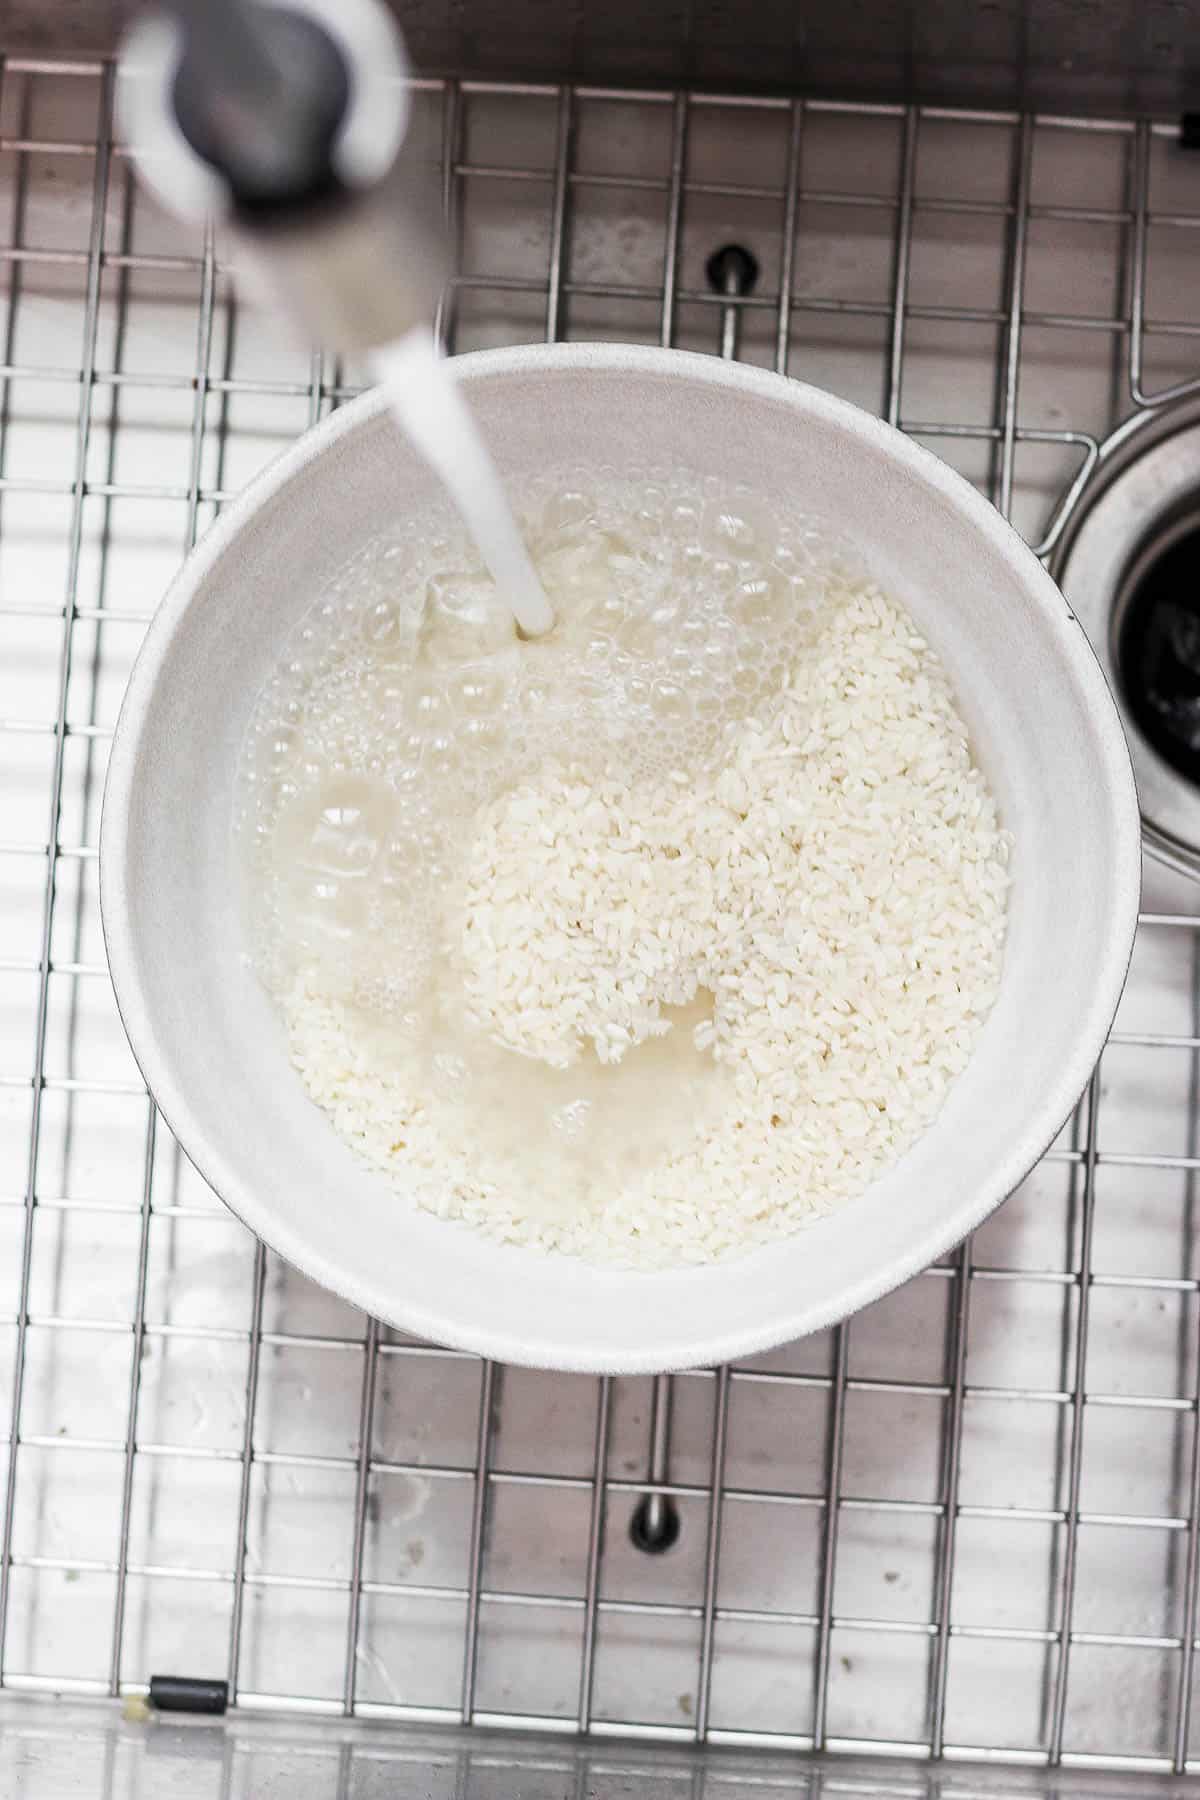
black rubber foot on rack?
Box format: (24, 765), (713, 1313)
(630, 1493), (681, 1553)
(148, 1674), (229, 1715)
(706, 243), (759, 297)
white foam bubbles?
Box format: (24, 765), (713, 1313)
(237, 468), (836, 1018)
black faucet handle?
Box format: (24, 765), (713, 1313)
(169, 0), (351, 213)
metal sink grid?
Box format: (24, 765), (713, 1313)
(4, 54), (1200, 1780)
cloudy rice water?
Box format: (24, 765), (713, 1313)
(236, 471), (1010, 1268)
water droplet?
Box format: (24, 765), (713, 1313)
(543, 488), (594, 535)
(733, 573), (781, 628)
(652, 679), (688, 720)
(670, 501), (701, 540)
(423, 571), (514, 661)
(361, 594), (412, 660)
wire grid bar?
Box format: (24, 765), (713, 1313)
(3, 56), (1200, 1772)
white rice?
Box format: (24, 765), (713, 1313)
(284, 581), (1010, 1267)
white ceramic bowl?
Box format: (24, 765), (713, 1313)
(101, 344), (1140, 1373)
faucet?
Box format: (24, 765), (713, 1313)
(118, 0), (447, 352)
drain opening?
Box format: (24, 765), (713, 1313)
(1116, 513), (1200, 788)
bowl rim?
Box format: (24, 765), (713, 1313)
(100, 341), (1142, 1371)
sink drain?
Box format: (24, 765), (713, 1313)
(1115, 512), (1200, 789)
(1053, 396), (1200, 879)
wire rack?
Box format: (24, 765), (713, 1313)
(7, 50), (1200, 1780)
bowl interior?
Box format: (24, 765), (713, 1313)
(102, 346), (1140, 1372)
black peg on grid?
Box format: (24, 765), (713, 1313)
(705, 243), (760, 298)
(630, 1489), (682, 1553)
(706, 243), (759, 360)
(148, 1674), (229, 1715)
(630, 1373), (680, 1553)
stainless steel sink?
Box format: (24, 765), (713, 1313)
(5, 52), (1200, 1796)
